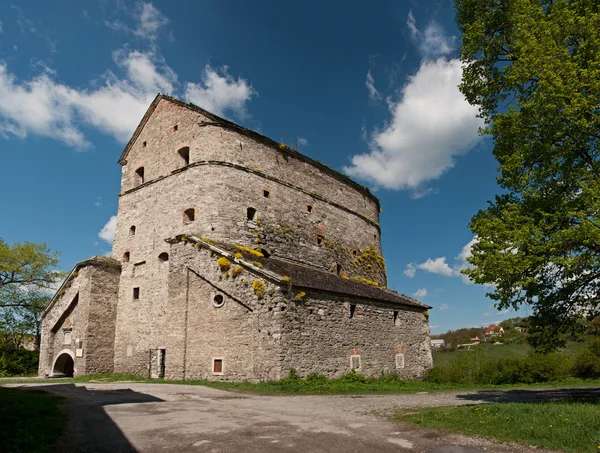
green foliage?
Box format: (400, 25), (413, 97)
(0, 388), (67, 452)
(400, 402), (600, 453)
(0, 349), (39, 377)
(456, 0), (600, 350)
(426, 351), (572, 385)
(572, 338), (600, 378)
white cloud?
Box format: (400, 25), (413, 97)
(135, 2), (169, 40)
(404, 237), (480, 282)
(184, 65), (257, 120)
(413, 288), (428, 298)
(297, 136), (309, 147)
(439, 303), (449, 311)
(417, 257), (454, 276)
(346, 12), (481, 194)
(365, 70), (382, 102)
(345, 58), (482, 191)
(99, 215), (117, 244)
(407, 11), (455, 59)
(0, 51), (255, 147)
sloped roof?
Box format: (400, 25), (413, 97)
(118, 94), (379, 208)
(38, 256), (121, 322)
(176, 236), (430, 310)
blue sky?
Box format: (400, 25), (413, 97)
(0, 1), (528, 333)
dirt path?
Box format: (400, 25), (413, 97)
(6, 382), (594, 452)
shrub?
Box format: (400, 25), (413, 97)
(0, 349), (39, 376)
(572, 339), (600, 378)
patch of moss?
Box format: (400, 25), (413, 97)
(293, 291), (306, 301)
(236, 245), (264, 258)
(282, 276), (291, 283)
(252, 280), (265, 299)
(230, 265), (244, 278)
(201, 237), (216, 244)
(351, 276), (380, 287)
(251, 261), (264, 269)
(217, 257), (231, 272)
(234, 252), (243, 260)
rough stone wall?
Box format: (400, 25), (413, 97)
(84, 265), (120, 374)
(280, 292), (433, 379)
(38, 266), (93, 377)
(164, 242), (283, 381)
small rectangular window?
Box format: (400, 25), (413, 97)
(142, 141), (147, 147)
(350, 304), (356, 319)
(263, 189), (270, 198)
(173, 125), (178, 131)
(306, 205), (313, 213)
(133, 287), (140, 300)
(350, 355), (361, 370)
(213, 359), (223, 374)
(396, 353), (405, 369)
(63, 331), (72, 345)
(393, 310), (399, 325)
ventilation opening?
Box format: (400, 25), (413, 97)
(184, 208), (196, 223)
(213, 294), (224, 307)
(350, 304), (356, 319)
(263, 189), (270, 198)
(158, 252), (169, 262)
(336, 263), (343, 276)
(129, 226), (136, 236)
(173, 125), (178, 132)
(393, 310), (399, 324)
(178, 146), (190, 166)
(213, 359), (223, 374)
(316, 237), (323, 246)
(135, 167), (145, 185)
(247, 207), (257, 221)
(123, 251), (130, 263)
(133, 287), (140, 300)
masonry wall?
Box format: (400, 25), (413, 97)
(39, 267), (93, 377)
(280, 292), (433, 379)
(113, 98), (383, 283)
(84, 265), (120, 374)
(163, 243), (283, 381)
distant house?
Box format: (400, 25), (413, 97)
(470, 336), (480, 344)
(431, 339), (446, 349)
(485, 325), (505, 337)
(515, 326), (527, 333)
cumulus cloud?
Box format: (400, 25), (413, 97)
(98, 215), (117, 244)
(405, 237), (478, 282)
(134, 2), (169, 40)
(0, 52), (255, 147)
(413, 288), (428, 298)
(439, 303), (449, 311)
(184, 65), (256, 120)
(365, 70), (382, 102)
(345, 58), (482, 191)
(346, 13), (481, 194)
(297, 136), (309, 147)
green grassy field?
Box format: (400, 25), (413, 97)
(398, 402), (600, 453)
(3, 372), (600, 395)
(0, 387), (67, 453)
(432, 341), (587, 367)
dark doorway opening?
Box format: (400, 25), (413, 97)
(53, 353), (74, 377)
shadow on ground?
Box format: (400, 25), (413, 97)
(456, 387), (600, 404)
(18, 384), (164, 452)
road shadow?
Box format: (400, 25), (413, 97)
(18, 384), (164, 452)
(456, 387), (600, 404)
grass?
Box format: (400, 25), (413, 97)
(398, 401), (600, 453)
(432, 341), (587, 367)
(0, 387), (67, 453)
(3, 372), (600, 395)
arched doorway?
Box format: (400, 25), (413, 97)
(53, 352), (74, 377)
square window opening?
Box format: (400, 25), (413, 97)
(263, 190), (270, 198)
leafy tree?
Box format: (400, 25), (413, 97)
(0, 292), (49, 351)
(456, 0), (600, 350)
(0, 237), (61, 308)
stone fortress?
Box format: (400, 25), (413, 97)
(38, 95), (433, 381)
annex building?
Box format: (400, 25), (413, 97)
(38, 95), (433, 381)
